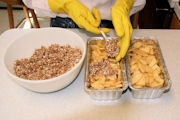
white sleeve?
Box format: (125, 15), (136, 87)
(22, 0), (57, 17)
(130, 0), (146, 16)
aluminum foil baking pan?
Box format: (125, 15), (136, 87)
(126, 36), (171, 99)
(84, 37), (128, 101)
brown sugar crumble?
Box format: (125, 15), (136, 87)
(14, 44), (82, 80)
(105, 39), (120, 58)
(89, 58), (118, 76)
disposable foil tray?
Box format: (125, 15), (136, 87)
(126, 36), (171, 99)
(84, 37), (128, 101)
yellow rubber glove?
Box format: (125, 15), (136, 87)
(111, 0), (134, 61)
(48, 0), (110, 34)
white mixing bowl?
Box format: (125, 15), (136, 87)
(3, 28), (86, 93)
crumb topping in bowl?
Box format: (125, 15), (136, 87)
(14, 44), (82, 80)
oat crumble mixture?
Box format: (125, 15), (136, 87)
(14, 44), (82, 80)
(105, 39), (120, 58)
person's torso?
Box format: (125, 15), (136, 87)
(23, 0), (146, 19)
(79, 0), (116, 20)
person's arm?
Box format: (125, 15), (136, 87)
(111, 0), (134, 61)
(47, 0), (109, 34)
(23, 0), (57, 17)
(23, 0), (109, 34)
(129, 0), (146, 16)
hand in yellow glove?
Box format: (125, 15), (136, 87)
(111, 0), (134, 61)
(48, 0), (110, 34)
